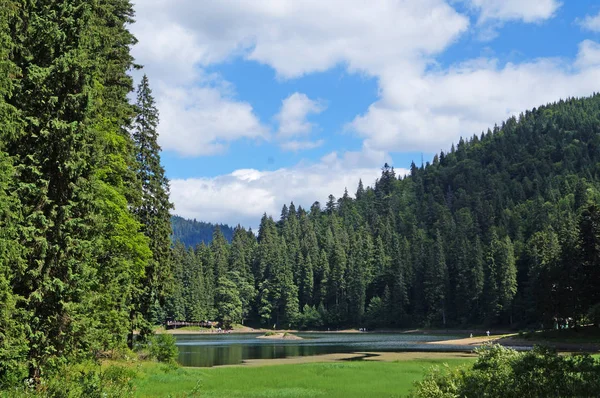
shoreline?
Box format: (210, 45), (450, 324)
(159, 327), (510, 335)
(160, 327), (600, 352)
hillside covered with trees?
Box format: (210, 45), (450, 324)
(167, 95), (600, 331)
(171, 216), (234, 247)
(2, 0), (600, 394)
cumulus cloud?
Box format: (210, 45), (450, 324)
(578, 10), (600, 33)
(274, 92), (325, 151)
(170, 146), (396, 229)
(131, 2), (268, 157)
(156, 84), (267, 156)
(276, 93), (325, 137)
(350, 41), (600, 153)
(575, 40), (600, 69)
(134, 0), (469, 79)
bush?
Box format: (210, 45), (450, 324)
(412, 344), (600, 398)
(296, 305), (323, 330)
(8, 362), (137, 398)
(149, 333), (179, 364)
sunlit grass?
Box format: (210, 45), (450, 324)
(132, 358), (474, 397)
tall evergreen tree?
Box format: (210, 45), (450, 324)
(131, 74), (174, 339)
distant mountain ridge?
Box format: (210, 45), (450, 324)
(171, 215), (234, 247)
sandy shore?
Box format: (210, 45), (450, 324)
(427, 335), (507, 346)
(220, 351), (477, 367)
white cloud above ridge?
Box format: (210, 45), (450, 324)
(170, 147), (398, 229)
(134, 0), (469, 80)
(349, 41), (600, 154)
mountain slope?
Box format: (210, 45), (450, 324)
(171, 216), (234, 247)
(166, 95), (600, 329)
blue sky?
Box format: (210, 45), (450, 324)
(131, 0), (600, 229)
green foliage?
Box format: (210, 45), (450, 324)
(588, 303), (600, 327)
(171, 216), (234, 247)
(148, 334), (179, 364)
(168, 95), (600, 331)
(131, 74), (174, 340)
(412, 344), (600, 398)
(297, 304), (324, 329)
(3, 362), (135, 398)
(215, 276), (243, 328)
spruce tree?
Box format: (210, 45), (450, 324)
(131, 74), (174, 339)
(5, 0), (149, 380)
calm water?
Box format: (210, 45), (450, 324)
(174, 332), (471, 367)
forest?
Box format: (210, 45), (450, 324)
(166, 96), (600, 332)
(171, 216), (234, 247)
(1, 0), (600, 393)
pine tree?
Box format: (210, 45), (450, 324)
(5, 0), (149, 380)
(131, 74), (174, 338)
(0, 1), (28, 386)
(424, 231), (448, 326)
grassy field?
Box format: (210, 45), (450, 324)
(131, 358), (474, 398)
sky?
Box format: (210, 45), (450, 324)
(130, 0), (600, 230)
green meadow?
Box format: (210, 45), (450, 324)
(132, 358), (475, 398)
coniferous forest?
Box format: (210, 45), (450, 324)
(2, 0), (600, 393)
(168, 95), (600, 333)
(171, 216), (234, 247)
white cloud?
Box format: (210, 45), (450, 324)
(131, 2), (269, 157)
(280, 140), (325, 152)
(170, 146), (397, 229)
(156, 84), (267, 156)
(276, 93), (325, 138)
(578, 11), (600, 33)
(134, 0), (469, 79)
(465, 0), (561, 24)
(350, 41), (600, 153)
(274, 92), (326, 151)
(460, 0), (560, 41)
(575, 40), (600, 69)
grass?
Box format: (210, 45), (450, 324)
(518, 325), (600, 344)
(131, 358), (475, 397)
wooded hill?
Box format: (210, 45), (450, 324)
(171, 216), (234, 247)
(167, 95), (600, 331)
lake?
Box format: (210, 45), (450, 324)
(175, 332), (472, 367)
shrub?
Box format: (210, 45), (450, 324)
(412, 344), (600, 398)
(149, 333), (179, 364)
(9, 362), (137, 398)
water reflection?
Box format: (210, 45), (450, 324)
(175, 332), (469, 367)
